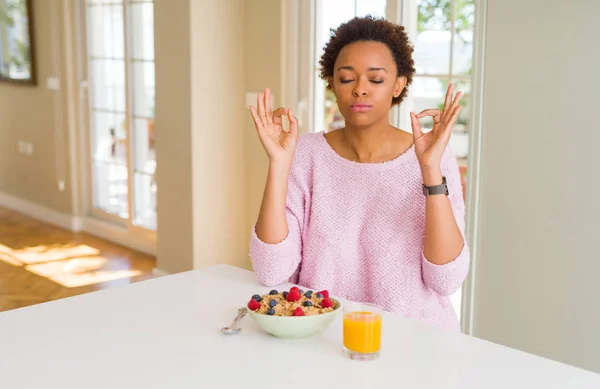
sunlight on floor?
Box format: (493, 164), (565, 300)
(3, 244), (100, 264)
(0, 244), (142, 288)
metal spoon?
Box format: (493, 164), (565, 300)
(221, 307), (248, 335)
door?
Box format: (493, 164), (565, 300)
(81, 0), (156, 234)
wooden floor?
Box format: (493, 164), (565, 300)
(0, 207), (156, 313)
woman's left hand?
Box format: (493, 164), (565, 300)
(410, 84), (463, 174)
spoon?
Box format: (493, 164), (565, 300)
(221, 307), (249, 335)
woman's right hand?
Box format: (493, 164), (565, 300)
(250, 87), (298, 165)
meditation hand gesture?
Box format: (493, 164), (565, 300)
(249, 87), (299, 165)
(410, 84), (463, 173)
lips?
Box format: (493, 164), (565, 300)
(350, 103), (372, 113)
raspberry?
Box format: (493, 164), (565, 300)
(321, 297), (333, 308)
(292, 307), (305, 316)
(318, 290), (329, 298)
(290, 286), (300, 292)
(247, 299), (261, 311)
(286, 289), (301, 302)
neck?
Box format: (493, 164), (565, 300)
(341, 118), (398, 163)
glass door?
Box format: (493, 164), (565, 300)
(83, 0), (156, 232)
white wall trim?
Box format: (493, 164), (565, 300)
(460, 0), (488, 336)
(0, 191), (156, 257)
(0, 192), (79, 231)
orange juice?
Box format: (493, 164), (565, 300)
(343, 311), (382, 354)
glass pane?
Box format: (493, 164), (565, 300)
(130, 2), (154, 60)
(92, 111), (127, 164)
(318, 0), (356, 54)
(415, 0), (452, 75)
(86, 4), (124, 59)
(356, 0), (386, 18)
(91, 59), (126, 112)
(448, 78), (470, 160)
(413, 30), (451, 75)
(133, 172), (156, 230)
(452, 0), (475, 75)
(133, 118), (155, 173)
(132, 61), (155, 118)
(93, 162), (129, 218)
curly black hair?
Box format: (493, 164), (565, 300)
(319, 15), (416, 106)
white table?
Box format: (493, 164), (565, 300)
(0, 264), (598, 388)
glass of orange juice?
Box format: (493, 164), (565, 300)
(342, 302), (382, 360)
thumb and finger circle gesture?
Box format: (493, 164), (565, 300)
(249, 87), (298, 164)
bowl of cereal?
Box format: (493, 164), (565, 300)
(246, 287), (341, 338)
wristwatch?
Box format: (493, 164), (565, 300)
(423, 176), (449, 196)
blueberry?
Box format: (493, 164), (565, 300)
(269, 289), (278, 295)
(299, 289), (304, 294)
(316, 293), (323, 299)
(303, 301), (313, 307)
(304, 291), (313, 298)
(269, 299), (278, 308)
(252, 294), (262, 302)
(267, 308), (275, 315)
(282, 291), (288, 298)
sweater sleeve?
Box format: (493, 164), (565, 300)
(421, 146), (471, 296)
(248, 150), (306, 287)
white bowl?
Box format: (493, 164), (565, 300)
(248, 299), (341, 339)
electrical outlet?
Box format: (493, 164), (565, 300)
(58, 180), (65, 192)
(25, 142), (33, 155)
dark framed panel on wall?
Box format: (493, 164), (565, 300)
(0, 0), (36, 85)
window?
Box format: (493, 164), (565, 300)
(84, 0), (156, 231)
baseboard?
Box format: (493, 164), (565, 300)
(0, 191), (78, 231)
(79, 216), (156, 257)
(0, 191), (156, 257)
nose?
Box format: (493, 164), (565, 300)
(352, 78), (369, 97)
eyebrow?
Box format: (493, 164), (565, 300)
(337, 66), (388, 73)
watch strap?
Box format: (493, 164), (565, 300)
(423, 176), (449, 196)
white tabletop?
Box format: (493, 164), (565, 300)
(0, 264), (598, 388)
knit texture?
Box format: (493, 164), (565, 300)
(249, 131), (470, 331)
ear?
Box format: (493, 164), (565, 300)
(328, 76), (335, 94)
(393, 76), (407, 98)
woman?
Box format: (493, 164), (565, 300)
(248, 16), (469, 332)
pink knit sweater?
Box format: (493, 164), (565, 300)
(249, 131), (470, 331)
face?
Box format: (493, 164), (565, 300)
(329, 41), (406, 128)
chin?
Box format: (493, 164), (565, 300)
(341, 112), (381, 129)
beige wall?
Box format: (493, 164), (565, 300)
(190, 0), (247, 270)
(155, 0), (250, 273)
(154, 0), (194, 273)
(472, 0), (600, 374)
(0, 0), (74, 215)
(244, 0), (281, 270)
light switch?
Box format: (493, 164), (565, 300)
(46, 77), (60, 90)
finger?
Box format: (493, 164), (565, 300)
(287, 109), (298, 138)
(410, 112), (423, 140)
(442, 83), (454, 116)
(249, 105), (263, 130)
(265, 88), (273, 125)
(272, 107), (287, 125)
(416, 109), (442, 123)
(451, 91), (463, 110)
(440, 106), (462, 144)
(257, 92), (268, 125)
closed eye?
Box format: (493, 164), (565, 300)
(339, 79), (384, 84)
